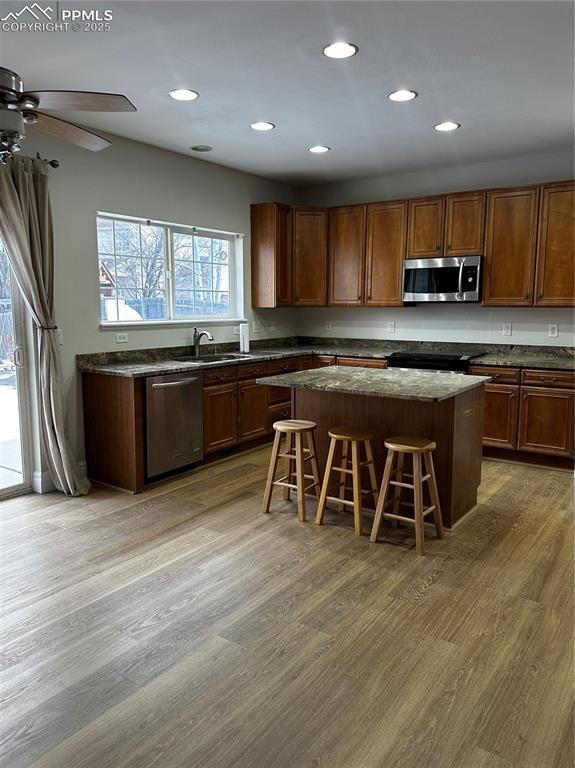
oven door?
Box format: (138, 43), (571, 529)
(403, 256), (481, 302)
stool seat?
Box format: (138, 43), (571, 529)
(274, 419), (317, 433)
(328, 426), (375, 442)
(384, 436), (437, 453)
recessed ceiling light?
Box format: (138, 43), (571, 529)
(190, 145), (213, 152)
(434, 121), (461, 132)
(388, 89), (418, 102)
(309, 145), (331, 154)
(250, 122), (275, 131)
(323, 42), (358, 59)
(169, 89), (199, 101)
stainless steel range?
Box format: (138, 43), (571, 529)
(386, 350), (484, 374)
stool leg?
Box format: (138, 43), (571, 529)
(295, 432), (306, 522)
(316, 437), (337, 525)
(424, 450), (444, 539)
(351, 440), (362, 536)
(413, 452), (425, 555)
(364, 439), (379, 507)
(262, 430), (282, 513)
(283, 432), (293, 501)
(370, 449), (395, 542)
(391, 452), (405, 527)
(339, 440), (349, 511)
(306, 430), (321, 501)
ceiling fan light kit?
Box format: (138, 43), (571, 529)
(0, 66), (136, 163)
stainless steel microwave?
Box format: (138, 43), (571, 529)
(403, 256), (481, 302)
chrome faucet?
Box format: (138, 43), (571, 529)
(192, 327), (214, 357)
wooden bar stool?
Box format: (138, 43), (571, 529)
(370, 436), (444, 555)
(315, 427), (379, 536)
(262, 420), (321, 522)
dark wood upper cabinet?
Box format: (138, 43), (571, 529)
(534, 181), (575, 307)
(483, 187), (539, 306)
(251, 202), (292, 308)
(203, 382), (238, 454)
(444, 191), (486, 256)
(518, 386), (574, 457)
(407, 196), (445, 258)
(328, 205), (366, 306)
(365, 201), (407, 307)
(238, 379), (268, 443)
(481, 383), (519, 450)
(292, 207), (328, 306)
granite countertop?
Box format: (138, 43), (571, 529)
(472, 353), (575, 370)
(257, 366), (491, 402)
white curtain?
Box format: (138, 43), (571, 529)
(0, 156), (90, 496)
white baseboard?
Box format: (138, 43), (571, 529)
(32, 469), (56, 494)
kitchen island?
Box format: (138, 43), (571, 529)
(257, 366), (490, 528)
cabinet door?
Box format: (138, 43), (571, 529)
(268, 401), (292, 433)
(292, 208), (328, 306)
(483, 188), (539, 306)
(534, 181), (575, 307)
(518, 386), (574, 457)
(298, 356), (315, 371)
(250, 203), (291, 308)
(203, 383), (238, 453)
(445, 192), (486, 256)
(365, 201), (407, 307)
(407, 197), (445, 258)
(482, 384), (519, 450)
(238, 379), (268, 443)
(328, 205), (366, 306)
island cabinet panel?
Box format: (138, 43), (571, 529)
(82, 373), (145, 493)
(238, 379), (269, 443)
(534, 181), (575, 307)
(481, 384), (519, 450)
(292, 207), (328, 306)
(336, 357), (388, 368)
(250, 203), (292, 308)
(407, 196), (445, 258)
(518, 386), (574, 457)
(444, 191), (486, 256)
(328, 205), (366, 306)
(204, 382), (238, 453)
(365, 201), (407, 307)
(483, 187), (539, 306)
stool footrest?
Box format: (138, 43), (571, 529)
(383, 504), (436, 524)
(389, 474), (430, 489)
(278, 450), (312, 460)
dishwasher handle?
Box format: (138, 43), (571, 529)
(151, 377), (200, 389)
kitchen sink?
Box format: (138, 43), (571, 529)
(173, 353), (253, 363)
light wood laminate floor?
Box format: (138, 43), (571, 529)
(0, 447), (573, 768)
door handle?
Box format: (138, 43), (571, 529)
(14, 346), (24, 367)
(457, 259), (465, 299)
(151, 377), (199, 388)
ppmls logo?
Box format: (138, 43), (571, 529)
(1, 3), (113, 31)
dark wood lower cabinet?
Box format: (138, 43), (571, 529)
(268, 400), (292, 432)
(336, 357), (388, 369)
(482, 384), (519, 450)
(203, 382), (238, 454)
(518, 386), (574, 457)
(238, 379), (269, 443)
(314, 355), (336, 367)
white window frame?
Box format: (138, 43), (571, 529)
(97, 212), (246, 329)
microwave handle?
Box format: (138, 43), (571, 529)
(457, 259), (465, 298)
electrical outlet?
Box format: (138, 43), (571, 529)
(269, 320), (276, 331)
(502, 323), (512, 337)
(325, 321), (333, 330)
(384, 321), (395, 333)
(233, 326), (240, 335)
(252, 322), (261, 334)
(115, 332), (128, 344)
(548, 324), (559, 338)
(56, 328), (64, 346)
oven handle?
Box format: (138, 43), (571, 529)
(457, 259), (465, 299)
(151, 377), (200, 388)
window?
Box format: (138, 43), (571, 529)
(97, 215), (238, 323)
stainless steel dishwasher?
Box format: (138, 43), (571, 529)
(146, 371), (204, 478)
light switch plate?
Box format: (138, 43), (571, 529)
(384, 321), (395, 333)
(56, 329), (64, 346)
(502, 323), (512, 337)
(325, 321), (333, 330)
(233, 326), (240, 335)
(548, 324), (559, 338)
(115, 332), (128, 344)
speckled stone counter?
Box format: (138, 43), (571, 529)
(258, 366), (490, 402)
(471, 352), (575, 370)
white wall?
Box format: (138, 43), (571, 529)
(294, 147), (574, 348)
(23, 131), (297, 459)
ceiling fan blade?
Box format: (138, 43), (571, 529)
(33, 112), (111, 151)
(24, 91), (136, 112)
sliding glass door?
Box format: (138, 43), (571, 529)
(0, 240), (30, 497)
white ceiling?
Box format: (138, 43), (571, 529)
(1, 0), (573, 186)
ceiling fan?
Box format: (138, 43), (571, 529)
(0, 66), (136, 163)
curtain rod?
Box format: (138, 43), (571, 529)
(36, 152), (59, 168)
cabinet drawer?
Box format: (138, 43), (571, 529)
(268, 401), (292, 431)
(267, 358), (299, 375)
(314, 355), (336, 367)
(336, 356), (388, 368)
(469, 365), (520, 384)
(203, 366), (237, 385)
(237, 361), (268, 380)
(521, 369), (574, 389)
